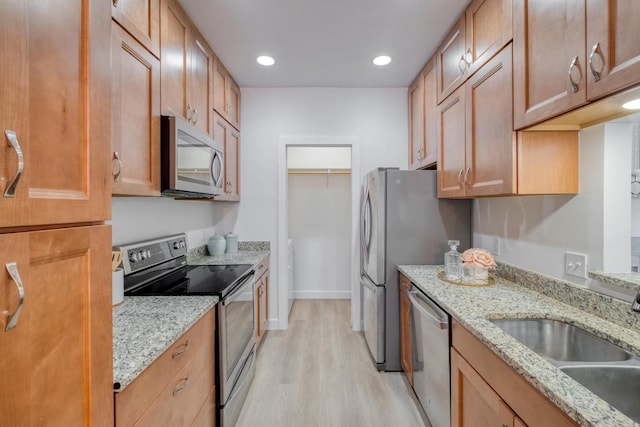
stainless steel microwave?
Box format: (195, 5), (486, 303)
(161, 116), (224, 198)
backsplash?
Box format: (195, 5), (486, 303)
(238, 241), (270, 251)
(496, 262), (640, 332)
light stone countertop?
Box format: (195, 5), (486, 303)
(589, 271), (640, 292)
(398, 265), (640, 427)
(187, 244), (270, 267)
(113, 296), (218, 391)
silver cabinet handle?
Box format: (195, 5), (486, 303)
(172, 339), (190, 359)
(568, 56), (581, 93)
(464, 167), (471, 189)
(112, 0), (119, 6)
(4, 130), (24, 198)
(172, 375), (189, 396)
(457, 168), (464, 188)
(187, 103), (193, 122)
(588, 42), (603, 82)
(192, 108), (198, 124)
(464, 48), (472, 66)
(4, 263), (25, 332)
(112, 151), (122, 183)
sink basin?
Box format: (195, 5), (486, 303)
(559, 365), (640, 423)
(489, 318), (632, 362)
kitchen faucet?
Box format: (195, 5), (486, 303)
(633, 288), (640, 312)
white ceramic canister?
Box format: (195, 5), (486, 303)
(207, 234), (226, 256)
(225, 232), (238, 254)
(112, 268), (124, 306)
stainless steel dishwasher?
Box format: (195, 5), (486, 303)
(408, 285), (451, 427)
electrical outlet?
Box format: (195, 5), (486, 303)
(565, 252), (588, 278)
(491, 237), (501, 256)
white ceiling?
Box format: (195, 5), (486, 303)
(180, 0), (470, 88)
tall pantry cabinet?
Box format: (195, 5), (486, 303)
(0, 1), (113, 426)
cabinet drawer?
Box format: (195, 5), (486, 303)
(133, 340), (215, 427)
(190, 386), (216, 427)
(115, 309), (215, 426)
(254, 255), (269, 279)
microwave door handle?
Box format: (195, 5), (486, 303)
(210, 151), (224, 188)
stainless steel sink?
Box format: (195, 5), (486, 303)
(559, 365), (640, 423)
(489, 318), (632, 362)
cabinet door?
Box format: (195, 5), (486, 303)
(254, 275), (264, 346)
(189, 28), (214, 136)
(436, 15), (467, 104)
(437, 86), (467, 198)
(423, 59), (438, 167)
(400, 291), (413, 386)
(408, 74), (425, 170)
(111, 0), (160, 58)
(465, 0), (513, 77)
(213, 113), (240, 202)
(451, 349), (518, 427)
(513, 0), (587, 129)
(0, 0), (111, 228)
(228, 77), (241, 130)
(111, 22), (161, 196)
(0, 226), (112, 427)
(586, 0), (640, 100)
(161, 0), (190, 120)
(213, 57), (230, 119)
(465, 45), (516, 196)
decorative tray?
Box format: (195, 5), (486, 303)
(437, 270), (495, 287)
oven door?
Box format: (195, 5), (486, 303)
(219, 271), (255, 405)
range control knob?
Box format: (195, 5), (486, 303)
(180, 241), (186, 248)
(173, 241), (180, 250)
(129, 252), (139, 262)
(146, 249), (152, 258)
(140, 250), (147, 260)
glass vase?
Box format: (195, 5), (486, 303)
(463, 265), (489, 285)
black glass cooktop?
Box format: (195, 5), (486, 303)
(125, 264), (253, 298)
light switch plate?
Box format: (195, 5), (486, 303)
(565, 252), (588, 278)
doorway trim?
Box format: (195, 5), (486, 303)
(277, 136), (361, 330)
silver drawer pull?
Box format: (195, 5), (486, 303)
(4, 263), (25, 332)
(112, 151), (122, 183)
(568, 56), (581, 93)
(4, 130), (24, 198)
(172, 339), (190, 359)
(172, 375), (189, 396)
(588, 42), (603, 82)
(458, 54), (467, 74)
(457, 168), (464, 188)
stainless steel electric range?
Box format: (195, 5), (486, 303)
(115, 234), (256, 427)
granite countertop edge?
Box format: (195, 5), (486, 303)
(589, 270), (640, 291)
(187, 247), (270, 267)
(398, 265), (640, 427)
(113, 295), (218, 392)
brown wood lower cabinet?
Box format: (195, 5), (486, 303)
(115, 308), (216, 427)
(451, 320), (577, 427)
(399, 273), (413, 386)
(255, 258), (270, 348)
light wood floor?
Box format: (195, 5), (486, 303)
(236, 300), (427, 427)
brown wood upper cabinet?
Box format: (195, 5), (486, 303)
(0, 226), (113, 427)
(436, 0), (512, 104)
(0, 0), (111, 228)
(438, 45), (579, 198)
(161, 0), (214, 136)
(409, 58), (437, 169)
(111, 0), (160, 58)
(213, 112), (241, 201)
(585, 0), (640, 101)
(514, 0), (640, 129)
(214, 58), (241, 130)
(111, 22), (161, 196)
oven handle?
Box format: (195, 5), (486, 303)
(222, 271), (255, 305)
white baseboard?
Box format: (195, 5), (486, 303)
(293, 290), (351, 299)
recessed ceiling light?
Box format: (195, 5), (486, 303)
(623, 98), (640, 110)
(373, 55), (392, 66)
(256, 55), (275, 66)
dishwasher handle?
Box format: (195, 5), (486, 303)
(408, 290), (448, 330)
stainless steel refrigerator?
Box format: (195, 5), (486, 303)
(360, 168), (470, 371)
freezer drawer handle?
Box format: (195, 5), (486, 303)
(4, 262), (25, 332)
(408, 290), (448, 330)
(4, 130), (24, 198)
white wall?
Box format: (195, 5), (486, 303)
(237, 87), (408, 328)
(474, 123), (633, 299)
(111, 197), (238, 248)
(288, 173), (351, 299)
